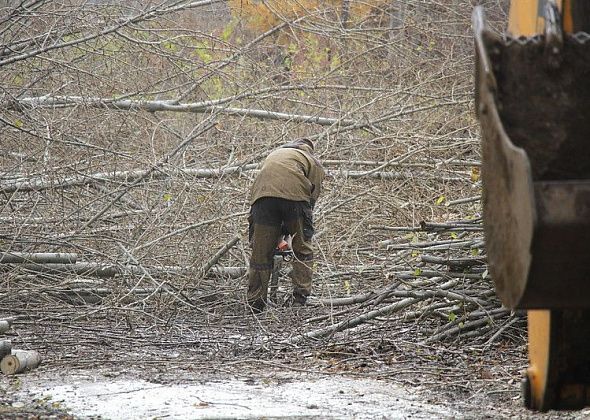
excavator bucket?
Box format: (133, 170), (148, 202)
(473, 5), (590, 410)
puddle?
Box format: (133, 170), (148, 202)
(21, 373), (457, 419)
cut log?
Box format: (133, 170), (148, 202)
(1, 350), (41, 375)
(17, 262), (119, 277)
(0, 319), (12, 334)
(420, 254), (487, 268)
(11, 262), (246, 279)
(0, 252), (77, 264)
(0, 340), (11, 359)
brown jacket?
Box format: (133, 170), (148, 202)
(249, 144), (325, 206)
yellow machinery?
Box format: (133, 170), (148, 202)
(474, 0), (590, 411)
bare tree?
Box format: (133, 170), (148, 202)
(0, 0), (520, 390)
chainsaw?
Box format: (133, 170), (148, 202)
(274, 235), (294, 261)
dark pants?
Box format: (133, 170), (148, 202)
(247, 197), (314, 308)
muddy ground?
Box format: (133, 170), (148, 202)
(1, 305), (589, 420)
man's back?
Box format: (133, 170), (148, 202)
(249, 145), (323, 205)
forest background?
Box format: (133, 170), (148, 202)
(0, 0), (533, 415)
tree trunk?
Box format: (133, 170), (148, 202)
(390, 1), (406, 34)
(341, 0), (350, 29)
(11, 262), (246, 278)
(0, 252), (77, 264)
(388, 0), (406, 64)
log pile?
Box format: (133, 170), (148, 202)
(0, 219), (517, 347)
(0, 252), (244, 279)
(0, 250), (245, 305)
(270, 216), (524, 347)
(0, 318), (41, 375)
